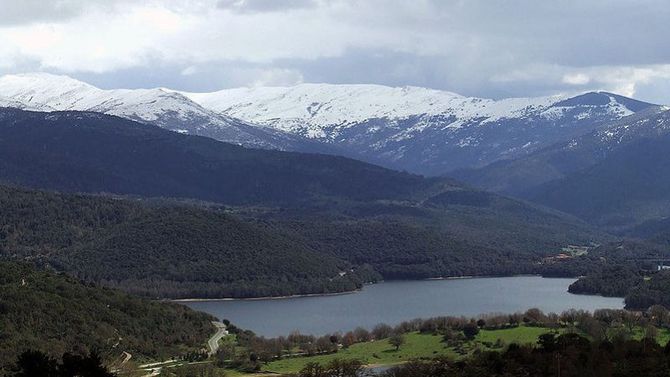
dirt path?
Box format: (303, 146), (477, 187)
(207, 321), (228, 356)
(121, 351), (132, 365)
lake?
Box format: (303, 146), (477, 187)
(183, 277), (623, 337)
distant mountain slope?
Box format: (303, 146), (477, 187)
(0, 107), (606, 285)
(0, 184), (367, 298)
(0, 262), (214, 372)
(1, 74), (654, 175)
(0, 108), (434, 206)
(0, 73), (320, 151)
(457, 109), (670, 229)
(528, 130), (670, 229)
(181, 85), (657, 174)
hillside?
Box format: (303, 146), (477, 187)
(0, 182), (606, 296)
(0, 108), (609, 293)
(0, 262), (215, 373)
(454, 108), (669, 195)
(0, 185), (368, 298)
(528, 133), (670, 228)
(0, 108), (433, 206)
(455, 109), (670, 229)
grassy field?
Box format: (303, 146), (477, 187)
(261, 326), (554, 374)
(628, 326), (670, 345)
(263, 332), (452, 374)
(200, 325), (670, 376)
(476, 326), (557, 345)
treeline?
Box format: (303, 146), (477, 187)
(380, 333), (670, 377)
(218, 306), (670, 374)
(0, 262), (214, 373)
(568, 265), (643, 297)
(572, 269), (670, 310)
(565, 241), (670, 309)
(7, 350), (113, 377)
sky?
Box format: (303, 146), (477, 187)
(0, 0), (669, 103)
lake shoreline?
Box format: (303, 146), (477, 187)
(181, 276), (623, 338)
(171, 288), (363, 302)
(171, 274), (568, 302)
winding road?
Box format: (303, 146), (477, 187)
(207, 321), (229, 356)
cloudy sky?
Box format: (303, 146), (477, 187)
(0, 0), (669, 103)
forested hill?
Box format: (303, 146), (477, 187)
(0, 107), (437, 206)
(0, 185), (371, 298)
(0, 262), (215, 373)
(0, 108), (610, 297)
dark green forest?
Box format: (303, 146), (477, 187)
(0, 107), (612, 298)
(567, 240), (670, 309)
(0, 185), (371, 298)
(0, 262), (214, 373)
(0, 181), (612, 298)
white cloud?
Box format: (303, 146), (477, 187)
(562, 73), (591, 86)
(181, 65), (198, 76)
(0, 0), (668, 102)
(250, 68), (304, 87)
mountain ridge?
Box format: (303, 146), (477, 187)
(0, 72), (658, 175)
(456, 108), (670, 230)
(0, 72), (321, 152)
(178, 84), (658, 174)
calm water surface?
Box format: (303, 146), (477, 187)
(183, 277), (623, 337)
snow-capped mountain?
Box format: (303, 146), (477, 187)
(182, 86), (657, 174)
(0, 74), (658, 175)
(0, 73), (312, 150)
(0, 94), (54, 111)
(454, 106), (670, 196)
(523, 109), (670, 227)
(593, 106), (670, 147)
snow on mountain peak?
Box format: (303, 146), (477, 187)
(182, 83), (567, 134)
(0, 72), (312, 150)
(0, 73), (658, 174)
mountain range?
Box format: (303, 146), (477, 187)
(0, 107), (605, 298)
(0, 73), (659, 175)
(456, 108), (670, 230)
(3, 73), (670, 294)
(0, 73), (324, 152)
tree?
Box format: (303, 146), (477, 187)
(299, 359), (363, 377)
(463, 323), (480, 340)
(12, 350), (114, 377)
(372, 323), (393, 340)
(645, 324), (659, 341)
(537, 333), (557, 352)
(13, 350), (57, 377)
(341, 332), (356, 349)
(389, 333), (405, 351)
(353, 327), (371, 342)
(649, 305), (668, 326)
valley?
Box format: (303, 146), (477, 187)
(2, 2), (670, 376)
(2, 85), (670, 376)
